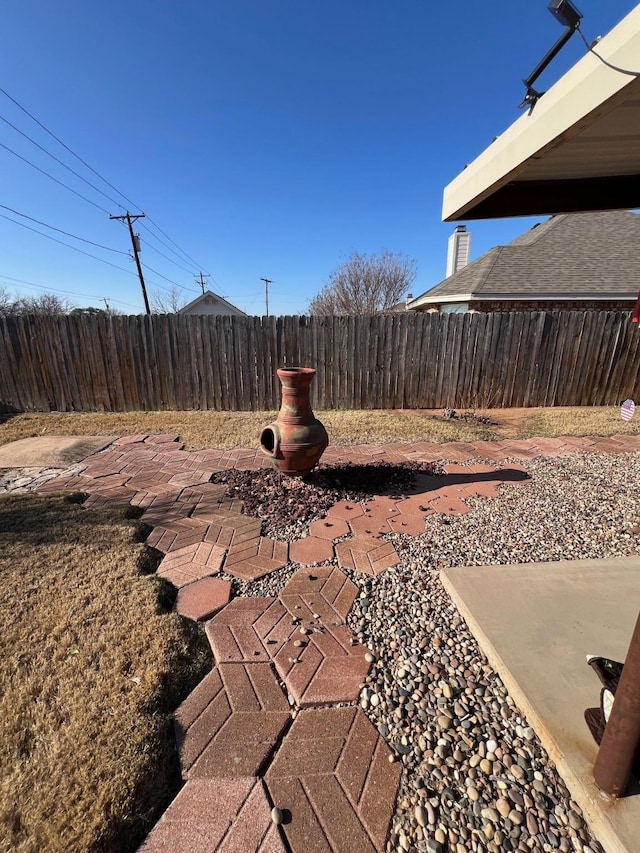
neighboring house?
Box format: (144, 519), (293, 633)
(178, 290), (246, 317)
(408, 210), (639, 314)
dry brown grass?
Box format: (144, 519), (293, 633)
(0, 493), (211, 853)
(1, 406), (638, 452)
(517, 406), (640, 439)
(0, 409), (496, 450)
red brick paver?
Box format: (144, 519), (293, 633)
(146, 518), (210, 554)
(175, 577), (232, 621)
(335, 535), (400, 576)
(274, 628), (371, 707)
(175, 663), (290, 779)
(224, 537), (289, 582)
(139, 777), (286, 852)
(206, 597), (292, 663)
(327, 500), (364, 521)
(279, 566), (357, 626)
(308, 516), (350, 540)
(205, 591), (369, 707)
(265, 707), (401, 853)
(157, 542), (226, 588)
(289, 536), (334, 565)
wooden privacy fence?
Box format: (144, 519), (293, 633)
(1, 311), (639, 412)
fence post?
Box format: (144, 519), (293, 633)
(593, 611), (640, 797)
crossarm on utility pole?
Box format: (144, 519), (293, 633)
(110, 211), (150, 314)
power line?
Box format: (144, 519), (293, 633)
(0, 271), (142, 310)
(0, 141), (111, 214)
(143, 216), (209, 274)
(142, 238), (200, 275)
(0, 86), (214, 285)
(143, 262), (198, 293)
(0, 203), (127, 254)
(0, 211), (140, 276)
(0, 86), (141, 212)
(0, 113), (127, 211)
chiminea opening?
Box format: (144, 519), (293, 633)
(260, 427), (275, 454)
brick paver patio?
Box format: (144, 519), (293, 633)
(31, 430), (640, 851)
(264, 707), (402, 853)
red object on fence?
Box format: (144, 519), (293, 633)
(632, 288), (640, 323)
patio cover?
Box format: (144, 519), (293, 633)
(441, 5), (640, 222)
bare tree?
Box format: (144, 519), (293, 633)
(150, 285), (188, 314)
(0, 285), (17, 315)
(308, 250), (416, 315)
(4, 293), (75, 315)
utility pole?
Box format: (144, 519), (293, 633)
(101, 297), (110, 312)
(260, 278), (272, 317)
(196, 272), (209, 294)
(110, 211), (150, 314)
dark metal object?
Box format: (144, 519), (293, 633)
(593, 612), (640, 797)
(548, 0), (583, 30)
(519, 1), (583, 111)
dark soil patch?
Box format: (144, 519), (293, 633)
(211, 461), (442, 539)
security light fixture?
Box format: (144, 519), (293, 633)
(548, 0), (582, 30)
(519, 0), (584, 112)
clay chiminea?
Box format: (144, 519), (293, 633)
(260, 367), (328, 476)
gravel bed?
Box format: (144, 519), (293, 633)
(233, 450), (639, 852)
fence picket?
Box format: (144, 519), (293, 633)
(0, 312), (638, 413)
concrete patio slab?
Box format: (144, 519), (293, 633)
(0, 435), (115, 468)
(441, 556), (640, 853)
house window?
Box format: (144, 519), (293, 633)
(440, 303), (469, 314)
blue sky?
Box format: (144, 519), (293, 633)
(1, 1), (636, 315)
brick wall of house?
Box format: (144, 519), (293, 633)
(470, 300), (635, 313)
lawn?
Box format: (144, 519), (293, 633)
(1, 405), (638, 450)
(0, 493), (211, 853)
(1, 403), (638, 851)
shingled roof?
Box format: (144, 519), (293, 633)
(409, 210), (640, 308)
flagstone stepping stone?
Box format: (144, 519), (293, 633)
(308, 517), (350, 540)
(289, 537), (334, 565)
(224, 537), (289, 582)
(139, 777), (285, 852)
(264, 707), (401, 853)
(175, 663), (290, 779)
(335, 536), (400, 576)
(157, 542), (226, 588)
(175, 577), (232, 621)
(280, 567), (357, 625)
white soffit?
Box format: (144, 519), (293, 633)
(442, 5), (640, 221)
